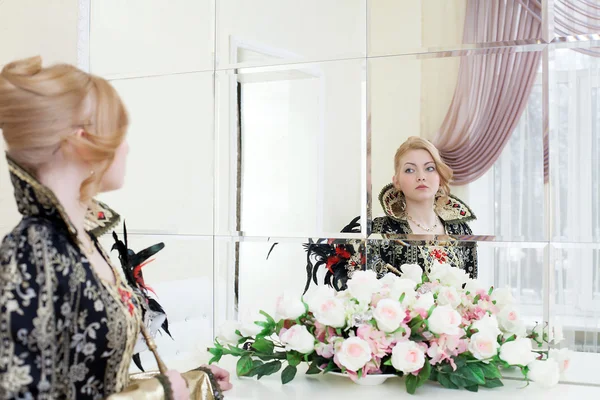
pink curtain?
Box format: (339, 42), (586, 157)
(432, 0), (543, 184)
(555, 0), (600, 57)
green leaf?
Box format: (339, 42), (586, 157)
(383, 359), (393, 367)
(408, 316), (424, 331)
(281, 365), (297, 384)
(483, 378), (504, 389)
(246, 360), (265, 377)
(449, 374), (468, 388)
(405, 374), (418, 395)
(437, 373), (459, 390)
(479, 362), (502, 380)
(399, 293), (406, 303)
(225, 345), (246, 357)
(417, 362), (432, 388)
(260, 310), (276, 325)
(453, 357), (467, 370)
(255, 360), (282, 380)
(236, 356), (253, 376)
(465, 364), (486, 385)
(473, 294), (481, 304)
(287, 351), (303, 367)
(465, 385), (479, 392)
(252, 338), (274, 354)
(323, 361), (336, 373)
(207, 347), (223, 364)
(488, 287), (494, 296)
(275, 319), (286, 334)
(429, 370), (438, 381)
(306, 362), (322, 375)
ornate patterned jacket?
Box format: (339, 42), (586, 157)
(369, 183), (478, 279)
(0, 156), (140, 399)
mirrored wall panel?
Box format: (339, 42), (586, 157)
(98, 234), (214, 371)
(214, 60), (366, 238)
(99, 72), (215, 235)
(553, 0), (600, 41)
(368, 0), (544, 57)
(549, 46), (600, 243)
(216, 0), (366, 69)
(549, 242), (600, 385)
(90, 0), (215, 78)
(369, 48), (546, 242)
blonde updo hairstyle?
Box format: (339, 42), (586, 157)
(0, 56), (128, 202)
(393, 136), (453, 200)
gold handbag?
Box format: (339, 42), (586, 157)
(107, 324), (224, 400)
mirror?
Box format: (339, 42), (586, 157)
(214, 60), (366, 237)
(368, 0), (544, 57)
(216, 0), (366, 69)
(368, 49), (546, 242)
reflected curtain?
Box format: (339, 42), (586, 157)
(432, 0), (543, 184)
(555, 0), (600, 57)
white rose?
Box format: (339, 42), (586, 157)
(428, 262), (451, 283)
(380, 272), (399, 286)
(391, 341), (426, 373)
(373, 299), (405, 333)
(347, 270), (382, 303)
(311, 296), (346, 328)
(239, 321), (263, 337)
(388, 279), (418, 307)
(551, 323), (565, 344)
(217, 320), (242, 344)
(336, 337), (372, 372)
(275, 292), (306, 320)
(548, 348), (572, 374)
(498, 306), (526, 337)
(428, 262), (468, 289)
(427, 305), (462, 336)
(465, 278), (488, 295)
(468, 332), (500, 360)
(445, 267), (470, 289)
(400, 264), (423, 285)
(413, 292), (435, 312)
(499, 338), (537, 366)
(471, 314), (502, 338)
(436, 286), (461, 309)
(527, 359), (560, 388)
(279, 325), (315, 354)
(491, 287), (515, 308)
(306, 285), (336, 308)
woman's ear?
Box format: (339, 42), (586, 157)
(392, 174), (400, 190)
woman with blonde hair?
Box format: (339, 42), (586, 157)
(370, 136), (477, 277)
(0, 57), (230, 399)
(303, 136), (477, 293)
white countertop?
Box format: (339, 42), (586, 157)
(214, 357), (600, 400)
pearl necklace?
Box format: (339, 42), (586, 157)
(407, 215), (439, 232)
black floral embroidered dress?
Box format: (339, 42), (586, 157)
(368, 183), (478, 279)
(0, 156), (141, 399)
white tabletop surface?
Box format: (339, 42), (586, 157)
(211, 356), (600, 400)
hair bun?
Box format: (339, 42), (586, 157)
(1, 56), (43, 78)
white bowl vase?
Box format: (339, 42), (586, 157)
(328, 371), (398, 386)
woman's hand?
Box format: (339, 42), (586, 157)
(203, 364), (233, 391)
(165, 370), (190, 400)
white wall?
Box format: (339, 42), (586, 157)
(216, 0), (366, 68)
(89, 1), (216, 371)
(0, 0), (79, 238)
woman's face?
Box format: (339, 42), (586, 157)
(99, 140), (129, 193)
(393, 149), (440, 203)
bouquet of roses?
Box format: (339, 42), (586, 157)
(208, 263), (571, 394)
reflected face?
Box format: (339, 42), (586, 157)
(393, 149), (440, 203)
(100, 140), (129, 193)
